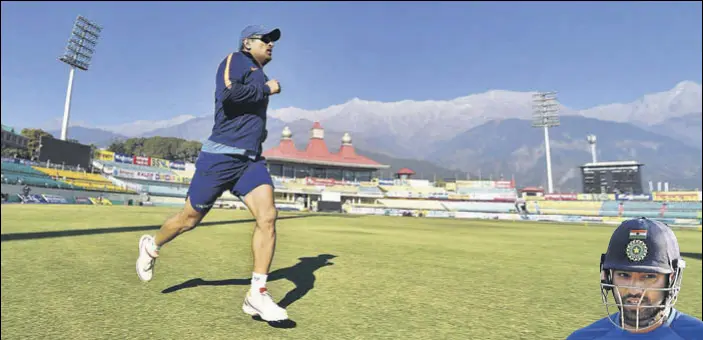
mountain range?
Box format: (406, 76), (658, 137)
(45, 81), (702, 191)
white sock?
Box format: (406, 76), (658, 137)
(251, 272), (268, 294)
(147, 236), (160, 257)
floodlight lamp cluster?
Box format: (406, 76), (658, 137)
(59, 16), (102, 71)
(531, 91), (560, 128)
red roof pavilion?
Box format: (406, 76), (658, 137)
(396, 168), (415, 176)
(262, 122), (390, 169)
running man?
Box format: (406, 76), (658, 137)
(136, 24), (289, 322)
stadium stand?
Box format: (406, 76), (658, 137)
(99, 161), (176, 175)
(324, 185), (359, 194)
(1, 162), (77, 189)
(33, 166), (133, 193)
(92, 158), (191, 198)
(272, 177), (288, 190)
(4, 143), (700, 231)
(109, 177), (189, 198)
(442, 201), (516, 213)
(141, 184), (189, 198)
(526, 201), (603, 216)
(172, 169), (195, 179)
(377, 198), (446, 211)
(454, 187), (518, 201)
(282, 182), (323, 194)
(600, 200), (702, 219)
(662, 202), (702, 219)
(380, 185), (447, 198)
(358, 185), (384, 196)
(455, 187), (514, 195)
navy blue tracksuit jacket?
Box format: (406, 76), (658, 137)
(206, 51), (272, 156)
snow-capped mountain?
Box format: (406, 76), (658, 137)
(54, 80), (702, 190)
(575, 81), (701, 126)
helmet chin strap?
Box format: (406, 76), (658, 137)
(620, 304), (669, 331)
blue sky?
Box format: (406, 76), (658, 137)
(1, 1), (701, 131)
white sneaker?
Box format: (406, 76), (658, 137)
(136, 235), (157, 282)
(242, 288), (289, 321)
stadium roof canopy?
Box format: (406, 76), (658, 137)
(263, 122), (390, 169)
(2, 124), (18, 134)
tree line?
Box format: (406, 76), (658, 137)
(1, 128), (65, 160)
(2, 128), (200, 164)
(107, 136), (202, 163)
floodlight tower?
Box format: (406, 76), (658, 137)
(58, 15), (102, 141)
(587, 134), (597, 163)
(532, 91), (560, 194)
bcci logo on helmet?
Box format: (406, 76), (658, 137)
(625, 239), (648, 262)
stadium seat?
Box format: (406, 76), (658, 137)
(33, 166), (134, 193)
(172, 169), (194, 179)
(442, 201), (516, 213)
(378, 199), (447, 211)
(99, 161), (176, 175)
(526, 201), (603, 216)
(283, 182), (323, 194)
(358, 186), (384, 196)
(1, 162), (77, 189)
(325, 185), (359, 194)
(598, 200), (702, 220)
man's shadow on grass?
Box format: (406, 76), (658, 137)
(161, 254), (337, 328)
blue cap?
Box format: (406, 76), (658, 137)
(239, 25), (281, 47)
(602, 218), (682, 274)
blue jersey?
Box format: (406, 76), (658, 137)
(207, 51), (272, 156)
(567, 309), (703, 340)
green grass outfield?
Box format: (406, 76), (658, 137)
(1, 205), (701, 340)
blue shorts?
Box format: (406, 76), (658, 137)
(186, 151), (273, 213)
